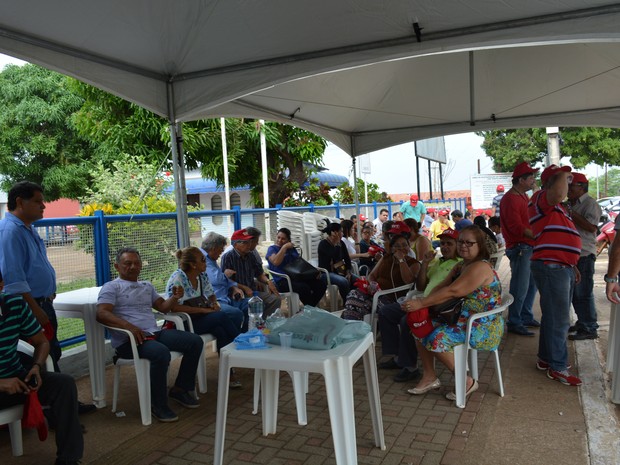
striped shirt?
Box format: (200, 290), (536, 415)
(0, 293), (41, 378)
(528, 190), (581, 266)
(220, 248), (265, 290)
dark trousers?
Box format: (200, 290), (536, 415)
(0, 371), (84, 462)
(116, 329), (203, 410)
(190, 311), (240, 352)
(377, 302), (418, 368)
(275, 276), (328, 307)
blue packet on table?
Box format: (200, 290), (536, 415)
(234, 329), (270, 350)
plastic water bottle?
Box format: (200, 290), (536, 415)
(248, 291), (264, 331)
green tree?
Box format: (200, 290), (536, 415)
(477, 127), (620, 173)
(333, 178), (390, 204)
(0, 64), (96, 199)
(70, 82), (327, 206)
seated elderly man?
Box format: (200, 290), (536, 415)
(201, 232), (250, 331)
(220, 228), (281, 318)
(96, 247), (204, 423)
(0, 273), (83, 465)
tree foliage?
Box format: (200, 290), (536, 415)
(477, 127), (620, 173)
(333, 178), (390, 204)
(0, 64), (95, 199)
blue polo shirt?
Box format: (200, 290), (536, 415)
(0, 212), (56, 298)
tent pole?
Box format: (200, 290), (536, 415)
(259, 120), (271, 242)
(221, 118), (232, 237)
(352, 138), (361, 241)
(167, 83), (190, 248)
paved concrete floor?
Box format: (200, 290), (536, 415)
(3, 257), (620, 465)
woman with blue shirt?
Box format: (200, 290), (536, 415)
(266, 228), (327, 307)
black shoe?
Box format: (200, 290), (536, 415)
(151, 405), (179, 423)
(393, 368), (420, 383)
(378, 357), (400, 370)
(78, 401), (96, 415)
(507, 326), (535, 337)
(568, 325), (579, 333)
(524, 319), (541, 328)
(568, 331), (598, 341)
(169, 389), (199, 409)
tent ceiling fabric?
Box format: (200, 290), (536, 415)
(2, 1), (620, 155)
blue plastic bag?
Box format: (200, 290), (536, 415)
(234, 329), (270, 350)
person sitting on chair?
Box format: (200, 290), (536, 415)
(0, 273), (83, 465)
(266, 228), (327, 308)
(402, 226), (503, 402)
(96, 247), (204, 423)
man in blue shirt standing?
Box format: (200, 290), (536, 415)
(0, 181), (95, 414)
(400, 194), (427, 224)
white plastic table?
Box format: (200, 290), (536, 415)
(54, 286), (106, 408)
(213, 332), (385, 465)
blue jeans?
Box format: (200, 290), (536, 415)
(377, 302), (418, 368)
(531, 260), (575, 371)
(189, 311), (240, 352)
(219, 298), (249, 332)
(505, 244), (538, 328)
(116, 329), (204, 410)
(571, 254), (598, 333)
(329, 273), (354, 301)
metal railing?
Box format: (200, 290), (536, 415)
(36, 198), (466, 348)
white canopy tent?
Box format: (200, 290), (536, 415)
(3, 0), (620, 244)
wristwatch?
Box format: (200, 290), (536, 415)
(604, 274), (619, 283)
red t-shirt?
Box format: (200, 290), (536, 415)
(499, 190), (534, 249)
(528, 190), (581, 266)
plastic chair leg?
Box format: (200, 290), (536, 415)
(134, 359), (152, 426)
(453, 344), (468, 408)
(197, 345), (207, 394)
(8, 418), (23, 456)
(493, 349), (505, 397)
(470, 348), (479, 380)
(112, 365), (120, 413)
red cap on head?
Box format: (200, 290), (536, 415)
(541, 164), (572, 184)
(427, 207), (436, 214)
(571, 172), (588, 184)
(359, 214), (367, 222)
(437, 228), (458, 241)
(497, 184), (505, 192)
(410, 194), (419, 205)
(512, 162), (539, 179)
(231, 228), (254, 241)
(387, 221), (411, 236)
(438, 209), (450, 216)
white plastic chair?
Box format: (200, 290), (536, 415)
(0, 341), (55, 456)
(265, 269), (302, 316)
(167, 311), (216, 394)
(489, 248), (506, 270)
(101, 314), (200, 426)
(316, 267), (340, 313)
(453, 292), (514, 408)
(365, 283), (413, 338)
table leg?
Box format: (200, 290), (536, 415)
(362, 342), (386, 449)
(213, 351), (232, 465)
(324, 356), (357, 465)
(261, 369), (280, 435)
(84, 306), (107, 408)
(290, 371), (308, 425)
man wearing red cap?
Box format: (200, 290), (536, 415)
(400, 194), (427, 224)
(429, 209), (454, 248)
(500, 162), (540, 337)
(491, 184), (505, 217)
(566, 172), (601, 340)
(221, 228), (281, 320)
(528, 165), (582, 386)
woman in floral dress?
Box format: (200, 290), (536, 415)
(401, 225), (503, 400)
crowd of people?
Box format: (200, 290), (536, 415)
(0, 165), (602, 462)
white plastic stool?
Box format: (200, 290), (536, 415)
(214, 332), (385, 465)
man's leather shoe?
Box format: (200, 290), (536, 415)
(568, 331), (598, 341)
(507, 326), (535, 337)
(524, 319), (541, 328)
(78, 401), (96, 415)
(378, 357), (400, 369)
(393, 368), (420, 383)
(568, 325), (579, 333)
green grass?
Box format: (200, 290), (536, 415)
(57, 277), (97, 349)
